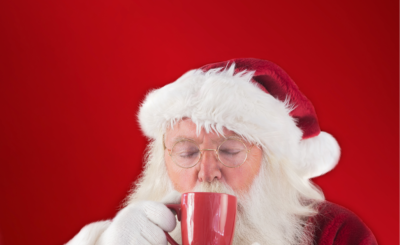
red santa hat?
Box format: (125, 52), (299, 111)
(138, 58), (340, 179)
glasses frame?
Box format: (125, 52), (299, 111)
(165, 136), (253, 169)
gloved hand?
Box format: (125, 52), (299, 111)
(95, 201), (177, 245)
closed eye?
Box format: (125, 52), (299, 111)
(179, 152), (199, 158)
(219, 149), (241, 156)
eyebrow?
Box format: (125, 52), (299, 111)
(170, 133), (242, 144)
(171, 136), (196, 143)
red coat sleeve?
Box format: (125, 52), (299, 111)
(311, 201), (377, 245)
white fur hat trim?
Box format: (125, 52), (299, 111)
(138, 65), (340, 179)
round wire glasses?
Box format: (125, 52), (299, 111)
(165, 137), (253, 168)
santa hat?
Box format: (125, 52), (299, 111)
(138, 58), (340, 179)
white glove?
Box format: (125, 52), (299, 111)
(95, 201), (176, 245)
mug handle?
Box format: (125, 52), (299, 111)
(164, 204), (182, 245)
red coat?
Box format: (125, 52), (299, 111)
(309, 201), (377, 245)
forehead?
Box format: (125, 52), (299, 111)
(165, 118), (239, 143)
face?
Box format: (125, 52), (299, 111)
(164, 118), (263, 194)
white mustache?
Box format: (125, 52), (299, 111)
(192, 180), (236, 196)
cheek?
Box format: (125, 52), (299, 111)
(222, 149), (262, 192)
(165, 152), (198, 192)
(222, 168), (253, 192)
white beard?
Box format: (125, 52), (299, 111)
(126, 136), (323, 245)
(166, 165), (317, 245)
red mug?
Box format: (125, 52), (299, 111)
(164, 192), (237, 245)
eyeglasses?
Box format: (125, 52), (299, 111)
(165, 137), (253, 169)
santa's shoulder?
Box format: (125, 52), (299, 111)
(310, 201), (378, 245)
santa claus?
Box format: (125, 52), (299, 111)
(66, 58), (377, 245)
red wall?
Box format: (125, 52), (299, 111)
(0, 1), (398, 244)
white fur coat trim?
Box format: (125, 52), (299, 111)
(65, 220), (111, 245)
(138, 65), (340, 178)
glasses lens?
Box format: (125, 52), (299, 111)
(171, 140), (200, 168)
(218, 139), (247, 167)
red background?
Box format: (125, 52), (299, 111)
(0, 0), (398, 244)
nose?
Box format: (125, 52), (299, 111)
(197, 150), (222, 183)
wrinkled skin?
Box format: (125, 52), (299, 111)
(164, 119), (262, 194)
